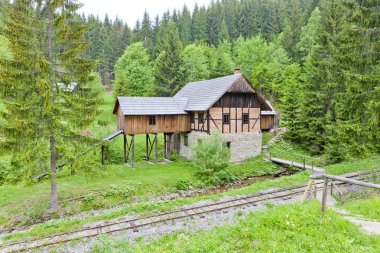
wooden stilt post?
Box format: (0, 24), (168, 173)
(101, 145), (105, 166)
(164, 133), (167, 159)
(321, 178), (329, 212)
(313, 180), (317, 200)
(146, 134), (149, 161)
(123, 134), (127, 163)
(154, 134), (158, 163)
(131, 135), (135, 168)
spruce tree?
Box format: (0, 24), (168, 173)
(154, 20), (182, 96)
(178, 5), (192, 45)
(328, 0), (380, 157)
(192, 5), (208, 43)
(0, 0), (101, 210)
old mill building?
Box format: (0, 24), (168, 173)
(112, 70), (278, 166)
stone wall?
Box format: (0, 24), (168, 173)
(179, 131), (262, 163)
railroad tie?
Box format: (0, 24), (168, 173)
(129, 221), (139, 232)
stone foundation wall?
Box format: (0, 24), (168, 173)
(179, 131), (262, 163)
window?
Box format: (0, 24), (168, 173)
(198, 112), (204, 124)
(184, 134), (188, 147)
(243, 113), (249, 124)
(225, 141), (231, 149)
(190, 113), (195, 123)
(223, 113), (230, 124)
(148, 115), (156, 125)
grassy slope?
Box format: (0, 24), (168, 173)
(3, 155), (380, 243)
(340, 196), (380, 221)
(92, 202), (380, 253)
(0, 94), (279, 229)
(1, 93), (379, 241)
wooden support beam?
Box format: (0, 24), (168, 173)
(164, 133), (167, 159)
(154, 134), (158, 163)
(101, 145), (105, 166)
(321, 179), (329, 212)
(123, 134), (127, 163)
(146, 134), (149, 161)
(207, 110), (210, 134)
(131, 135), (135, 168)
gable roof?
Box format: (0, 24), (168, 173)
(174, 74), (245, 111)
(114, 97), (188, 115)
(174, 73), (271, 111)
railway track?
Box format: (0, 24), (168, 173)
(1, 169), (378, 253)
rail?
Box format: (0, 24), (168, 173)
(310, 172), (380, 211)
(1, 170), (377, 252)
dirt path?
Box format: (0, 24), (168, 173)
(343, 216), (380, 235)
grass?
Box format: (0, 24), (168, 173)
(339, 196), (380, 221)
(0, 93), (280, 230)
(268, 141), (326, 167)
(92, 201), (380, 253)
(1, 93), (379, 243)
(3, 155), (380, 243)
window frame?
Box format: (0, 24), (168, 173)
(148, 115), (156, 125)
(223, 113), (230, 125)
(242, 113), (249, 124)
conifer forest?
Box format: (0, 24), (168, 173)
(0, 0), (379, 252)
(86, 0), (379, 160)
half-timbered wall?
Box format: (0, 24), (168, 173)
(190, 92), (261, 134)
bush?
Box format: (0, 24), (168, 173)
(191, 135), (231, 185)
(174, 179), (192, 191)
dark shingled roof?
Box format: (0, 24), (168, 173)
(115, 97), (188, 115)
(174, 74), (242, 111)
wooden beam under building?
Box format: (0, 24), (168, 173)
(131, 135), (135, 167)
(154, 134), (158, 163)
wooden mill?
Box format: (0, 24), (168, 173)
(111, 70), (278, 166)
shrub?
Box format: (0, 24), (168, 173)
(191, 135), (231, 185)
(174, 179), (192, 191)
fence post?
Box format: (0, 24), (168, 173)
(303, 157), (306, 169)
(321, 178), (329, 212)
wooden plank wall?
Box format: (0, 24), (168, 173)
(123, 114), (190, 135)
(261, 115), (276, 130)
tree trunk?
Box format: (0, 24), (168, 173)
(50, 135), (58, 210)
(47, 3), (58, 211)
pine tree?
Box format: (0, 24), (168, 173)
(113, 42), (154, 97)
(141, 11), (153, 49)
(154, 20), (182, 96)
(296, 7), (321, 63)
(0, 0), (102, 210)
(192, 5), (208, 43)
(296, 0), (345, 155)
(211, 41), (234, 78)
(218, 19), (230, 43)
(206, 0), (220, 45)
(178, 5), (192, 45)
(327, 0), (380, 157)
